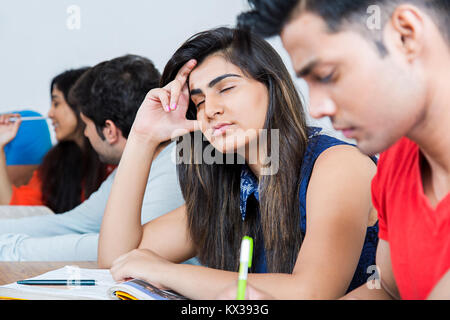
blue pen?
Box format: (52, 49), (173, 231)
(17, 279), (96, 286)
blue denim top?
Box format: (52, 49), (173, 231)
(239, 127), (379, 292)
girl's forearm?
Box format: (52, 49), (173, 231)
(162, 264), (329, 300)
(0, 148), (12, 204)
(163, 263), (238, 300)
(98, 133), (160, 267)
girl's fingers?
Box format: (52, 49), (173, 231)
(157, 89), (171, 112)
(168, 80), (182, 111)
(110, 264), (125, 282)
(110, 259), (128, 281)
(175, 59), (197, 84)
(0, 114), (21, 125)
(12, 119), (21, 131)
(184, 119), (200, 133)
(177, 82), (191, 111)
(6, 113), (20, 122)
(146, 88), (171, 112)
(0, 115), (8, 124)
(145, 60), (196, 113)
(164, 59), (197, 112)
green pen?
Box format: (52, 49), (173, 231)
(236, 236), (253, 300)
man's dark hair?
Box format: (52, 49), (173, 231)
(69, 54), (161, 139)
(238, 0), (450, 46)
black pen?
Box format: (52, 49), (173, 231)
(17, 279), (96, 286)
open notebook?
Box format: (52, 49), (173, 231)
(0, 266), (186, 300)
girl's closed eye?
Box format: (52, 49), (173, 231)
(219, 86), (235, 93)
(195, 87), (235, 108)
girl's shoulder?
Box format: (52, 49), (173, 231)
(299, 127), (377, 199)
(301, 127), (353, 174)
(303, 127), (377, 169)
(306, 127), (354, 157)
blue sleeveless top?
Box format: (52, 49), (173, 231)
(239, 127), (379, 293)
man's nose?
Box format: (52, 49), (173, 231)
(308, 93), (337, 120)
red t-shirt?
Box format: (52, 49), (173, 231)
(372, 137), (450, 300)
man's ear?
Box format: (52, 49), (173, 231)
(102, 120), (121, 145)
(387, 4), (425, 61)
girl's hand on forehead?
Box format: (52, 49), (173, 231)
(131, 59), (200, 144)
(166, 59), (197, 112)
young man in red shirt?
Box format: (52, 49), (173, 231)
(237, 0), (450, 299)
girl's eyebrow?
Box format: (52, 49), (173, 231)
(190, 73), (241, 96)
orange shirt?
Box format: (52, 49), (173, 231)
(9, 170), (44, 206)
(9, 165), (116, 206)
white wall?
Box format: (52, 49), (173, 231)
(0, 0), (343, 140)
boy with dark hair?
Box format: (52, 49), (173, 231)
(70, 54), (161, 142)
(237, 0), (450, 299)
(69, 54), (162, 165)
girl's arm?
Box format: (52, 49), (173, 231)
(97, 134), (159, 267)
(111, 144), (379, 299)
(97, 59), (198, 268)
(0, 147), (14, 204)
(0, 114), (21, 204)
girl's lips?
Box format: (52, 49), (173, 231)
(212, 124), (233, 137)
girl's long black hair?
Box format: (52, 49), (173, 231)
(161, 27), (309, 273)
